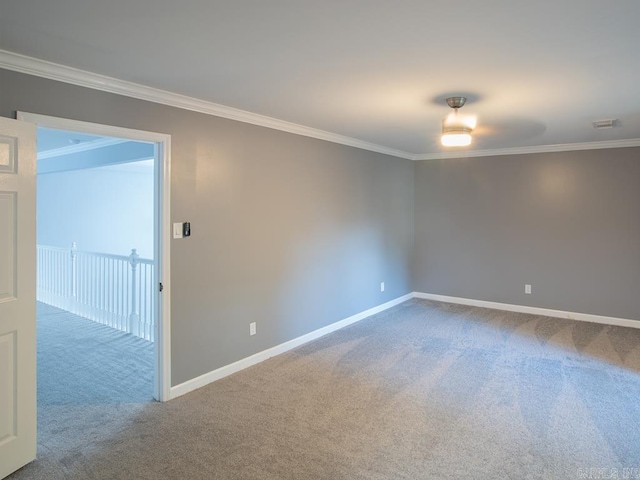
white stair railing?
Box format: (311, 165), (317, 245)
(37, 243), (155, 341)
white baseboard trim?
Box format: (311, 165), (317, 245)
(413, 292), (639, 329)
(169, 293), (413, 399)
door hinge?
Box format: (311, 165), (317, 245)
(159, 282), (164, 292)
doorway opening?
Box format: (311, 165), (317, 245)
(18, 112), (171, 403)
(38, 131), (156, 404)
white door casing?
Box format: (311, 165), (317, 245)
(17, 111), (172, 402)
(0, 117), (37, 478)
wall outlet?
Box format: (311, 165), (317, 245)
(380, 282), (385, 292)
(249, 322), (256, 336)
(525, 284), (532, 294)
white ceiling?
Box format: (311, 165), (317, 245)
(2, 1), (640, 157)
(37, 128), (104, 153)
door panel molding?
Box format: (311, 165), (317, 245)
(0, 192), (17, 302)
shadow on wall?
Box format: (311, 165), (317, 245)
(277, 223), (388, 340)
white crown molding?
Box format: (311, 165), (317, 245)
(412, 138), (640, 161)
(0, 49), (414, 160)
(38, 137), (127, 160)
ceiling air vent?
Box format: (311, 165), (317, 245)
(592, 119), (619, 129)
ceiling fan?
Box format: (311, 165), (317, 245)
(441, 96), (476, 147)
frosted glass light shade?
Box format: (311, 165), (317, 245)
(441, 113), (474, 147)
(441, 132), (472, 147)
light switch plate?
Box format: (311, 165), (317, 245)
(173, 223), (183, 239)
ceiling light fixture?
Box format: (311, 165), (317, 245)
(441, 96), (475, 147)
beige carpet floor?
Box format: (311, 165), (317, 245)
(9, 299), (640, 479)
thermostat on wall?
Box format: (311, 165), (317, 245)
(173, 222), (191, 239)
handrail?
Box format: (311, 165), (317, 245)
(37, 243), (155, 341)
(38, 244), (153, 264)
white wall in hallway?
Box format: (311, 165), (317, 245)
(37, 160), (154, 258)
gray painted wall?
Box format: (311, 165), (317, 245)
(414, 149), (640, 320)
(0, 69), (415, 386)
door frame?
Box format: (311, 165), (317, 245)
(17, 112), (172, 402)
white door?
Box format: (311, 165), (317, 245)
(0, 117), (37, 479)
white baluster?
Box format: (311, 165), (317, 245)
(69, 242), (77, 312)
(129, 249), (140, 337)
